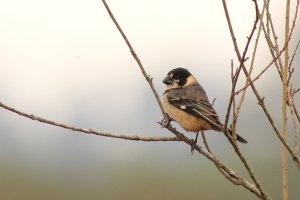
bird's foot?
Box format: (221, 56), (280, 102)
(191, 139), (198, 155)
(159, 114), (173, 128)
(190, 132), (199, 155)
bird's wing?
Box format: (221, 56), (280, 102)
(167, 96), (222, 130)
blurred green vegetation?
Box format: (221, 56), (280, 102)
(0, 147), (299, 200)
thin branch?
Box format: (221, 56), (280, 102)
(101, 0), (167, 119)
(231, 60), (237, 138)
(201, 131), (212, 153)
(288, 40), (300, 86)
(223, 0), (259, 131)
(0, 102), (178, 142)
(281, 0), (291, 198)
(222, 1), (270, 199)
(288, 40), (300, 70)
(263, 0), (300, 130)
(222, 0), (300, 169)
(166, 125), (262, 199)
(236, 0), (299, 96)
(265, 0), (284, 76)
(288, 92), (299, 160)
(201, 132), (241, 185)
(234, 42), (290, 95)
(233, 4), (266, 133)
(253, 0), (300, 128)
(289, 90), (300, 124)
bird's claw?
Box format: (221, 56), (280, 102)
(159, 114), (173, 128)
(190, 132), (199, 155)
(190, 140), (196, 155)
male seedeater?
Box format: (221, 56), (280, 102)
(162, 67), (247, 145)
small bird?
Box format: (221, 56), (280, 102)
(162, 67), (247, 145)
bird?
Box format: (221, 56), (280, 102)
(162, 67), (247, 146)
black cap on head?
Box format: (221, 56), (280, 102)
(167, 67), (191, 76)
(163, 67), (191, 86)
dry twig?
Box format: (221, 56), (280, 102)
(0, 102), (178, 142)
(222, 1), (270, 199)
(101, 0), (167, 119)
(222, 0), (300, 170)
(281, 1), (291, 198)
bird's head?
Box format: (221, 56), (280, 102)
(163, 67), (196, 89)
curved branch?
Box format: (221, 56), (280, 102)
(101, 0), (167, 119)
(0, 102), (178, 142)
(166, 126), (262, 198)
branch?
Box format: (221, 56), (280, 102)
(232, 2), (266, 134)
(288, 92), (300, 158)
(281, 0), (291, 198)
(235, 0), (299, 95)
(166, 126), (263, 199)
(289, 39), (300, 69)
(101, 0), (167, 119)
(234, 40), (290, 95)
(222, 0), (300, 170)
(201, 132), (240, 185)
(0, 102), (178, 142)
(262, 0), (300, 128)
(288, 40), (300, 86)
(289, 88), (300, 124)
(223, 0), (259, 131)
(265, 0), (284, 76)
(222, 1), (271, 199)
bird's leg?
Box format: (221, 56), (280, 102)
(191, 132), (199, 154)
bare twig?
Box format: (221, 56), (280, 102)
(288, 40), (300, 86)
(263, 0), (300, 131)
(231, 60), (237, 138)
(289, 90), (300, 124)
(281, 1), (291, 198)
(234, 41), (291, 95)
(222, 0), (300, 169)
(222, 1), (271, 199)
(101, 0), (167, 119)
(265, 0), (284, 76)
(223, 0), (259, 131)
(201, 132), (241, 185)
(166, 126), (262, 198)
(288, 92), (299, 159)
(0, 102), (178, 142)
(289, 40), (300, 70)
(201, 131), (212, 153)
(233, 4), (266, 133)
(236, 0), (299, 96)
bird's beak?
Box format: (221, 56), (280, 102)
(163, 75), (173, 85)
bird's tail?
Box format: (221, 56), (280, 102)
(236, 134), (248, 143)
(228, 128), (247, 143)
(211, 121), (248, 143)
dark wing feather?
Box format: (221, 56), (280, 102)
(167, 96), (223, 131)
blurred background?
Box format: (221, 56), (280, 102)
(0, 0), (300, 199)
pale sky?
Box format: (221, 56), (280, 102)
(0, 0), (299, 151)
